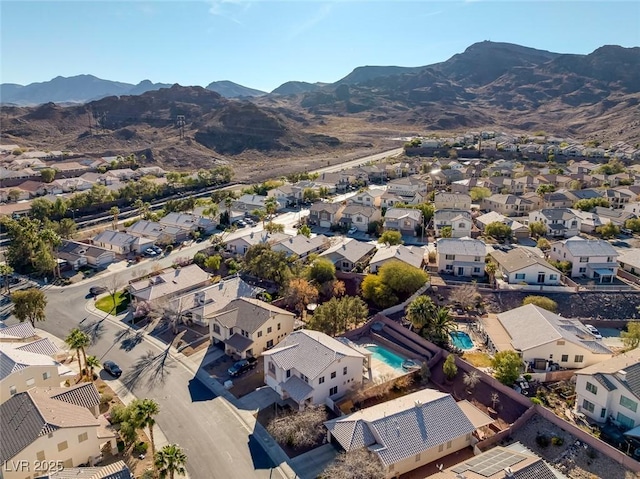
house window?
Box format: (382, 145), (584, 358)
(579, 267), (586, 273)
(607, 257), (613, 262)
(445, 264), (453, 271)
(550, 274), (558, 280)
(9, 385), (16, 395)
(213, 324), (220, 334)
(26, 378), (35, 387)
(42, 372), (51, 380)
(269, 362), (276, 375)
(473, 267), (481, 273)
(561, 355), (568, 362)
(257, 331), (263, 338)
(556, 341), (565, 346)
(438, 444), (444, 452)
(617, 412), (635, 430)
(267, 326), (272, 334)
(301, 374), (309, 383)
(277, 323), (281, 331)
(319, 376), (325, 384)
(286, 369), (291, 378)
(415, 453), (421, 462)
(331, 371), (337, 379)
(78, 432), (88, 443)
(330, 386), (338, 396)
(459, 223), (466, 228)
(579, 257), (589, 263)
(266, 339), (273, 349)
(342, 261), (350, 269)
(586, 382), (598, 395)
(343, 366), (348, 376)
(620, 396), (638, 413)
(515, 273), (525, 280)
(601, 408), (607, 419)
(36, 451), (45, 461)
(445, 254), (455, 260)
(575, 355), (584, 363)
(474, 256), (481, 262)
(446, 440), (452, 449)
(582, 399), (595, 413)
(57, 441), (68, 452)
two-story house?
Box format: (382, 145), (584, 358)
(436, 237), (486, 277)
(386, 176), (427, 200)
(382, 208), (423, 237)
(209, 298), (295, 358)
(433, 210), (473, 238)
(489, 248), (562, 285)
(481, 194), (535, 217)
(338, 205), (382, 232)
(575, 349), (640, 430)
(308, 202), (346, 228)
(528, 208), (581, 238)
(349, 188), (384, 208)
(263, 330), (366, 409)
(128, 264), (211, 305)
(127, 220), (188, 245)
(319, 238), (377, 272)
(475, 211), (530, 240)
(549, 237), (619, 282)
(160, 212), (217, 235)
(433, 192), (471, 211)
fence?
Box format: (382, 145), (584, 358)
(378, 281), (431, 316)
(496, 281), (575, 293)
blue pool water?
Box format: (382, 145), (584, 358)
(365, 345), (406, 370)
(450, 331), (474, 350)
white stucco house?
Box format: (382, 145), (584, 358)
(549, 237), (619, 282)
(489, 248), (562, 285)
(262, 330), (366, 409)
(433, 209), (473, 238)
(436, 237), (486, 277)
(528, 208), (581, 238)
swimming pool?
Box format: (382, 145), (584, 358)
(365, 344), (406, 370)
(450, 331), (474, 350)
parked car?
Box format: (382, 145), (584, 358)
(233, 220), (247, 228)
(227, 358), (257, 377)
(585, 324), (603, 339)
(143, 248), (157, 257)
(103, 360), (122, 378)
(621, 228), (634, 235)
(89, 286), (107, 296)
(151, 245), (163, 254)
(348, 226), (358, 235)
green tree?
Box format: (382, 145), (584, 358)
(264, 221), (285, 233)
(378, 230), (403, 245)
(109, 206), (120, 230)
(297, 224), (312, 238)
(56, 218), (77, 239)
(40, 168), (56, 183)
(378, 260), (428, 296)
(625, 219), (640, 233)
(155, 444), (187, 479)
(470, 186), (492, 202)
(264, 196), (279, 218)
(529, 221), (547, 238)
(307, 258), (336, 284)
(485, 222), (512, 241)
(133, 399), (160, 469)
(536, 184), (556, 196)
(65, 328), (90, 380)
(523, 295), (558, 312)
(86, 355), (100, 381)
(204, 255), (222, 271)
(12, 288), (47, 328)
(0, 263), (14, 294)
(430, 307), (456, 345)
(30, 198), (53, 221)
(485, 260), (498, 286)
(574, 198), (610, 212)
(536, 238), (551, 251)
(361, 275), (397, 309)
(622, 322), (640, 350)
(463, 370), (481, 392)
(405, 295), (436, 332)
(244, 244), (292, 287)
(596, 223), (620, 239)
(440, 226), (452, 238)
(492, 350), (522, 385)
(307, 296), (368, 336)
(443, 354), (458, 380)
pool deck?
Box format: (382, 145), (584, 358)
(352, 339), (410, 382)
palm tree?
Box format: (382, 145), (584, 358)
(264, 196), (279, 220)
(109, 206), (120, 230)
(485, 260), (498, 288)
(134, 399), (160, 468)
(463, 371), (481, 393)
(405, 296), (435, 333)
(0, 264), (14, 294)
(86, 355), (100, 381)
(65, 328), (90, 381)
(202, 204), (219, 225)
(430, 307), (456, 345)
(155, 444), (187, 479)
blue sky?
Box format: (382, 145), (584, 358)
(2, 1), (639, 92)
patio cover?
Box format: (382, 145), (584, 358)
(279, 375), (314, 403)
(624, 425), (640, 439)
(593, 268), (614, 276)
(224, 333), (254, 353)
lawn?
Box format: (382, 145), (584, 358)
(95, 291), (131, 315)
(462, 351), (493, 368)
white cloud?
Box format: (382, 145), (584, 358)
(286, 3), (333, 41)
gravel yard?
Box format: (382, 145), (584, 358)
(509, 415), (640, 479)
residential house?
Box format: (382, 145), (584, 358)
(358, 165), (387, 184)
(104, 168), (136, 182)
(575, 349), (640, 429)
(433, 210), (472, 238)
(369, 245), (425, 273)
(209, 298), (295, 358)
(428, 170), (448, 189)
(128, 264), (210, 304)
(173, 276), (265, 327)
(160, 212), (217, 234)
(0, 323), (37, 342)
(319, 238), (377, 272)
(46, 461), (132, 479)
(618, 249), (640, 277)
(325, 389), (491, 478)
(349, 188), (384, 208)
(128, 220), (188, 245)
(91, 230), (138, 255)
(541, 191), (575, 209)
(0, 187), (30, 202)
(601, 189), (632, 209)
(490, 248), (562, 285)
(271, 234), (332, 260)
(58, 240), (116, 270)
(0, 384), (116, 478)
(338, 205), (382, 232)
(436, 237), (486, 277)
(380, 191), (407, 209)
(268, 183), (299, 206)
(263, 330), (366, 409)
(528, 208), (581, 238)
(16, 180), (47, 198)
(434, 192), (471, 210)
(549, 237), (618, 282)
(475, 211), (529, 240)
(383, 208), (423, 237)
(231, 194), (283, 212)
(308, 202), (345, 228)
(481, 194), (535, 217)
(592, 206), (636, 227)
(386, 176), (427, 199)
(225, 231), (292, 255)
(482, 304), (613, 370)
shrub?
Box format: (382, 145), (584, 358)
(551, 436), (564, 446)
(530, 397), (543, 405)
(522, 295), (557, 312)
(267, 406), (328, 448)
(393, 374), (414, 391)
(536, 434), (550, 448)
(133, 441), (149, 455)
(100, 393), (113, 406)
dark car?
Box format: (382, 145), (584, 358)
(227, 358), (257, 377)
(103, 360), (122, 378)
(89, 286), (107, 296)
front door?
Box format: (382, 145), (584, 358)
(538, 273), (545, 283)
(457, 267), (464, 276)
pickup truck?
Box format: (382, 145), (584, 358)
(227, 358), (257, 377)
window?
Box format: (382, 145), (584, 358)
(474, 256), (481, 262)
(556, 340), (565, 346)
(330, 386), (338, 396)
(266, 339), (273, 348)
(582, 399), (595, 413)
(459, 223), (466, 228)
(267, 326), (272, 334)
(445, 254), (455, 260)
(269, 362), (276, 375)
(319, 376), (325, 384)
(550, 274), (558, 280)
(343, 366), (348, 376)
(575, 355), (584, 363)
(473, 267), (481, 273)
(301, 374), (309, 383)
(607, 257), (613, 262)
(446, 440), (452, 449)
(620, 396), (638, 413)
(26, 378), (35, 387)
(515, 273), (525, 280)
(342, 261), (350, 269)
(286, 369), (291, 378)
(415, 453), (421, 462)
(561, 355), (568, 362)
(78, 432), (88, 443)
(617, 412), (635, 430)
(586, 382), (598, 394)
(36, 451), (45, 461)
(579, 267), (586, 273)
(580, 257), (589, 263)
(42, 372), (51, 380)
(57, 441), (68, 452)
(9, 385), (16, 395)
(331, 371), (337, 379)
(257, 331), (263, 338)
(438, 444), (444, 452)
(445, 264), (453, 271)
(277, 323), (281, 331)
(601, 408), (607, 419)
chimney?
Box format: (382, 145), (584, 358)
(617, 370), (628, 382)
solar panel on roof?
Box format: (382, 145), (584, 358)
(453, 449), (526, 477)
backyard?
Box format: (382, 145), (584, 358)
(95, 291), (131, 315)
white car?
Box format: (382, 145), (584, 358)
(585, 324), (602, 339)
(347, 226), (358, 235)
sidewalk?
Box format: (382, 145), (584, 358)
(83, 301), (297, 479)
(35, 328), (186, 478)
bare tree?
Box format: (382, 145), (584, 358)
(320, 448), (386, 479)
(463, 370), (481, 393)
(449, 283), (480, 311)
(105, 274), (123, 314)
(154, 296), (187, 335)
(267, 406), (327, 448)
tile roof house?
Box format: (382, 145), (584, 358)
(263, 330), (366, 409)
(209, 298), (295, 358)
(319, 238), (377, 272)
(386, 176), (427, 199)
(434, 192), (472, 210)
(549, 237), (618, 282)
(338, 204), (382, 232)
(46, 460), (132, 479)
(369, 245), (426, 273)
(225, 231), (292, 255)
(231, 194), (283, 212)
(325, 389), (492, 478)
(475, 211), (529, 239)
(481, 304), (613, 370)
(575, 349), (640, 429)
(91, 230), (138, 255)
(0, 384), (116, 478)
(58, 240), (116, 270)
(127, 219), (189, 245)
(489, 248), (562, 285)
(308, 202), (346, 228)
(0, 322), (37, 342)
(434, 209), (473, 238)
(618, 249), (640, 277)
(436, 237), (486, 277)
(383, 207), (423, 236)
(271, 234), (333, 259)
(349, 188), (385, 208)
(481, 194), (535, 217)
(160, 212), (217, 234)
(128, 264), (210, 304)
(528, 208), (581, 238)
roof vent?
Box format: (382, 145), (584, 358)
(617, 370), (628, 382)
(504, 467), (514, 478)
(415, 400), (422, 408)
